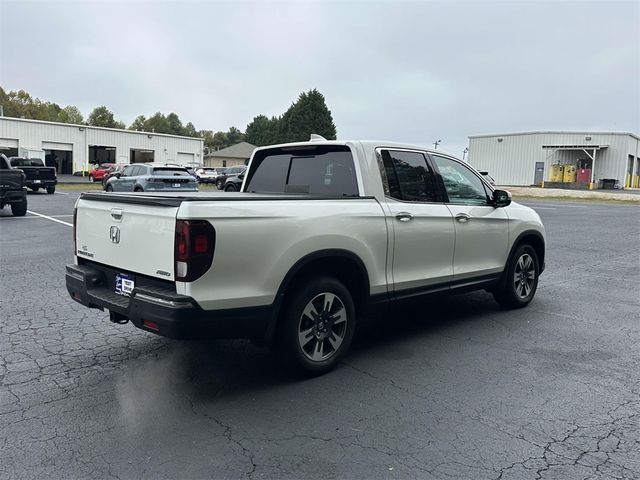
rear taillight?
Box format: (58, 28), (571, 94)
(174, 220), (215, 282)
(73, 206), (78, 256)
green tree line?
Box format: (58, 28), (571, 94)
(1, 86), (336, 151)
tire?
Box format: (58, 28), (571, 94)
(46, 186), (55, 194)
(276, 277), (356, 376)
(493, 244), (539, 309)
(11, 197), (27, 217)
(106, 185), (114, 192)
(89, 176), (95, 183)
(216, 179), (224, 190)
(134, 187), (143, 192)
(225, 184), (236, 192)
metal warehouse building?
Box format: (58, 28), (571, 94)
(467, 131), (640, 188)
(0, 117), (204, 174)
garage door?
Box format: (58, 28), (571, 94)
(177, 152), (195, 165)
(42, 141), (73, 151)
(0, 138), (19, 148)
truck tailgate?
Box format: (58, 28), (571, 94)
(76, 197), (178, 280)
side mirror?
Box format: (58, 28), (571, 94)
(238, 173), (245, 180)
(492, 189), (511, 208)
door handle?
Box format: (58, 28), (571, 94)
(455, 213), (471, 223)
(396, 212), (414, 222)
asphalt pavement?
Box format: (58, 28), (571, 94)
(1, 191), (638, 479)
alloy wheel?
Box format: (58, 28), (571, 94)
(297, 292), (348, 362)
(514, 253), (535, 299)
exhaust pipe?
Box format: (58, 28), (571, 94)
(109, 311), (129, 324)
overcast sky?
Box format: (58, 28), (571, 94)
(1, 0), (638, 156)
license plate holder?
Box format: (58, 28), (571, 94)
(173, 183), (180, 188)
(33, 179), (41, 184)
(115, 273), (135, 296)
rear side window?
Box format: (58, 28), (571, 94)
(380, 150), (437, 202)
(153, 168), (190, 176)
(245, 145), (359, 196)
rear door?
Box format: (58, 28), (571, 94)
(378, 148), (455, 296)
(430, 154), (509, 282)
(75, 197), (178, 280)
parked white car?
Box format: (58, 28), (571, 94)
(66, 137), (546, 375)
(195, 167), (223, 184)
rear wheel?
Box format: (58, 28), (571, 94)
(277, 277), (356, 376)
(134, 186), (143, 192)
(493, 244), (539, 309)
(11, 197), (27, 217)
(216, 179), (224, 190)
(225, 184), (236, 192)
(46, 186), (55, 194)
(106, 185), (114, 192)
(89, 176), (95, 183)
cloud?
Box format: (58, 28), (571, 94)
(1, 0), (637, 155)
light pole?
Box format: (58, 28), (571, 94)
(463, 147), (469, 160)
(433, 139), (441, 150)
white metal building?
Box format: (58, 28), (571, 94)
(467, 131), (640, 188)
(0, 117), (204, 174)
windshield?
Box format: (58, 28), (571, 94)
(11, 158), (45, 167)
(152, 168), (191, 176)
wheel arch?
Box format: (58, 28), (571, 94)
(264, 249), (371, 342)
(509, 230), (546, 273)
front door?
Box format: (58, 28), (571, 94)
(378, 149), (455, 297)
(430, 154), (509, 283)
(534, 162), (544, 185)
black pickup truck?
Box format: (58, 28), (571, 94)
(0, 154), (27, 216)
(8, 157), (57, 194)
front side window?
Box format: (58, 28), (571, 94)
(380, 150), (437, 202)
(432, 155), (488, 205)
(245, 145), (359, 196)
(121, 165), (136, 177)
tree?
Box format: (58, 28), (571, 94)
(143, 112), (171, 133)
(57, 105), (84, 124)
(244, 89), (337, 146)
(166, 112), (184, 136)
(226, 126), (245, 145)
(129, 115), (147, 131)
(87, 106), (117, 128)
(245, 115), (277, 146)
(282, 89), (336, 142)
(184, 122), (198, 137)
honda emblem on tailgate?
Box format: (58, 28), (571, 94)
(109, 226), (120, 244)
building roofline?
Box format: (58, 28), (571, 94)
(0, 116), (204, 142)
(468, 130), (640, 141)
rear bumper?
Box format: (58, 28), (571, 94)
(0, 189), (27, 204)
(65, 263), (272, 339)
(26, 179), (57, 188)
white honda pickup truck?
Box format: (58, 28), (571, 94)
(66, 137), (545, 375)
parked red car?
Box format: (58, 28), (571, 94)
(101, 164), (128, 187)
(89, 164), (115, 183)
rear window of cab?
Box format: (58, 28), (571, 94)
(244, 145), (359, 196)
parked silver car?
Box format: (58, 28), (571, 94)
(104, 163), (198, 192)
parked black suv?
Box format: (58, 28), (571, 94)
(0, 154), (28, 216)
(224, 168), (247, 191)
(8, 157), (57, 194)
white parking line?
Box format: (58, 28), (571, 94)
(26, 210), (73, 227)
